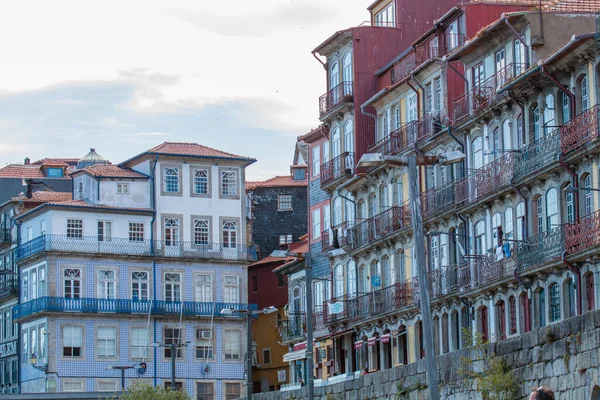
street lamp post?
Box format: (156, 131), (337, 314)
(358, 151), (466, 400)
(221, 306), (278, 400)
(152, 341), (189, 390)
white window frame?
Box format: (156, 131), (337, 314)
(96, 326), (117, 360)
(116, 183), (129, 194)
(223, 275), (240, 303)
(130, 326), (150, 360)
(164, 272), (182, 302)
(278, 194), (293, 211)
(221, 170), (238, 197)
(62, 325), (83, 359)
(131, 271), (149, 301)
(66, 218), (83, 239)
(97, 269), (117, 300)
(312, 146), (320, 176)
(312, 209), (321, 239)
(128, 222), (144, 242)
(223, 329), (241, 361)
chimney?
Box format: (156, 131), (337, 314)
(24, 157), (30, 165)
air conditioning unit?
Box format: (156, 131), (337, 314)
(199, 330), (212, 339)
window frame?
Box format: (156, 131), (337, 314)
(191, 215), (212, 246)
(66, 218), (83, 239)
(196, 381), (215, 400)
(161, 164), (182, 196)
(164, 271), (183, 302)
(278, 194), (293, 211)
(128, 222), (145, 242)
(194, 272), (214, 303)
(131, 270), (150, 301)
(223, 274), (240, 303)
(63, 268), (82, 299)
(95, 325), (118, 361)
(163, 326), (185, 360)
(61, 324), (84, 360)
(116, 183), (129, 195)
(195, 327), (215, 361)
(223, 329), (242, 362)
(96, 268), (117, 300)
(220, 217), (239, 248)
(130, 326), (151, 360)
(190, 165), (211, 198)
(219, 167), (239, 199)
(312, 146), (320, 177)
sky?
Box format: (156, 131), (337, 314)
(0, 0), (368, 180)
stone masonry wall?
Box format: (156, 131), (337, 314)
(252, 309), (600, 400)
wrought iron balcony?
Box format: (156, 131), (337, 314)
(14, 235), (258, 262)
(319, 82), (353, 118)
(313, 306), (325, 331)
(280, 314), (306, 343)
(470, 253), (517, 288)
(348, 202), (411, 250)
(565, 210), (600, 255)
(516, 227), (564, 271)
(415, 113), (443, 143)
(320, 152), (354, 189)
(513, 129), (560, 181)
(0, 229), (10, 245)
(13, 296), (257, 321)
(421, 182), (456, 219)
(428, 266), (459, 298)
(0, 277), (16, 300)
(321, 222), (353, 251)
(455, 153), (514, 208)
(368, 124), (415, 156)
(496, 62), (530, 87)
(560, 105), (600, 154)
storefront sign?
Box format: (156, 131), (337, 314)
(0, 341), (17, 357)
(277, 370), (287, 383)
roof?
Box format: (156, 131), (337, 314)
(297, 125), (329, 143)
(246, 175), (307, 191)
(249, 255), (297, 268)
(120, 142), (256, 166)
(12, 191), (72, 203)
(32, 158), (79, 166)
(312, 28), (353, 55)
(78, 148), (108, 164)
(543, 0), (600, 12)
(15, 200), (154, 221)
(0, 164), (47, 179)
(74, 164), (148, 179)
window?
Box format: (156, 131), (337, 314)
(332, 198), (342, 226)
(97, 221), (112, 242)
(63, 381), (84, 392)
(164, 328), (183, 359)
(222, 220), (237, 248)
(581, 75), (589, 111)
(97, 270), (116, 299)
(312, 146), (320, 176)
(223, 275), (239, 303)
(40, 220), (46, 235)
(64, 269), (81, 299)
(565, 183), (575, 223)
(223, 330), (241, 360)
(251, 276), (258, 292)
(221, 170), (238, 197)
(197, 382), (215, 400)
(164, 167), (180, 193)
(193, 169), (209, 195)
(583, 174), (593, 216)
(293, 168), (306, 180)
(344, 120), (354, 152)
(129, 222), (144, 242)
(193, 219), (210, 245)
(164, 273), (181, 302)
(440, 235), (448, 268)
(374, 1), (395, 26)
(544, 94), (555, 135)
(426, 83), (433, 113)
(331, 128), (341, 158)
(474, 221), (485, 255)
(195, 328), (214, 359)
(495, 49), (506, 84)
(347, 260), (357, 297)
(279, 234), (293, 245)
(448, 21), (459, 49)
(97, 381), (118, 391)
(342, 52), (352, 83)
(323, 205), (331, 235)
(132, 271), (149, 301)
(97, 327), (117, 359)
(323, 141), (330, 163)
(164, 218), (180, 246)
(516, 202), (526, 241)
(263, 348), (272, 364)
(471, 137), (483, 169)
(562, 92), (571, 124)
(116, 183), (129, 194)
(530, 104), (541, 141)
(546, 188), (558, 231)
(67, 219), (83, 239)
(278, 194), (293, 211)
(63, 326), (83, 357)
(334, 265), (344, 297)
(517, 114), (525, 148)
(192, 275), (211, 304)
(435, 78), (442, 113)
(131, 327), (150, 359)
(536, 196), (544, 234)
(430, 235), (439, 269)
(312, 209), (321, 239)
(31, 270), (38, 299)
(492, 213), (502, 247)
(509, 296), (517, 335)
(550, 284), (561, 322)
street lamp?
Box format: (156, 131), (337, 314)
(152, 341), (190, 390)
(220, 306), (278, 400)
(29, 353), (47, 373)
(106, 363), (147, 391)
(357, 150), (466, 400)
(564, 186), (600, 193)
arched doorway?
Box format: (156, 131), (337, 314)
(477, 306), (489, 342)
(368, 333), (380, 371)
(519, 292), (531, 333)
(584, 272), (595, 312)
(496, 300), (506, 341)
(396, 325), (408, 365)
(592, 384), (600, 400)
(382, 329), (392, 369)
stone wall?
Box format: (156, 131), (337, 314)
(252, 309), (600, 400)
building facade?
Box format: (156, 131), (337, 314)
(13, 142), (259, 397)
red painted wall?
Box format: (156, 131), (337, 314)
(248, 263), (288, 309)
(446, 61), (465, 122)
(463, 4), (534, 37)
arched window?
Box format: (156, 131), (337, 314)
(478, 306), (489, 342)
(379, 184), (388, 210)
(164, 167), (180, 193)
(534, 288), (546, 327)
(359, 264), (368, 294)
(561, 91), (571, 124)
(530, 103), (540, 141)
(564, 182), (575, 223)
(222, 220), (237, 248)
(370, 260), (381, 291)
(492, 128), (501, 159)
(471, 136), (483, 169)
(347, 260), (357, 297)
(549, 283), (561, 323)
(368, 193), (377, 217)
(563, 277), (576, 319)
(344, 193), (355, 223)
(534, 195), (543, 234)
(502, 119), (511, 151)
(546, 188), (558, 231)
(517, 114), (525, 148)
(394, 250), (405, 283)
(509, 296), (517, 335)
(342, 53), (352, 83)
(343, 120), (354, 153)
(331, 127), (341, 158)
(583, 174), (593, 217)
(496, 300), (506, 341)
(357, 199), (365, 220)
(492, 213), (502, 247)
(474, 221), (485, 255)
(543, 93), (555, 135)
(581, 75), (589, 111)
(164, 218), (180, 246)
(392, 176), (403, 205)
(334, 264), (344, 298)
(381, 255), (391, 288)
(504, 207), (514, 241)
(516, 202), (526, 240)
(333, 198), (342, 226)
(330, 62), (339, 88)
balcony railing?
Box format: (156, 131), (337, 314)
(320, 152), (354, 188)
(13, 296), (257, 321)
(313, 306), (325, 330)
(322, 222), (353, 251)
(513, 129), (560, 181)
(496, 63), (530, 87)
(560, 105), (600, 154)
(281, 314), (306, 343)
(368, 124), (415, 156)
(429, 266), (459, 298)
(14, 235), (258, 262)
(319, 82), (353, 117)
(0, 277), (16, 300)
(0, 229), (10, 245)
(565, 210), (600, 255)
(455, 153), (514, 207)
(421, 182), (456, 219)
(516, 227), (564, 271)
(415, 113), (443, 143)
(348, 203), (411, 250)
(470, 253), (517, 287)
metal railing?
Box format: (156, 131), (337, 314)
(470, 253), (517, 287)
(13, 296), (257, 320)
(368, 124), (415, 156)
(348, 202), (411, 250)
(14, 234), (258, 262)
(565, 210), (600, 255)
(496, 62), (530, 87)
(320, 152), (354, 188)
(0, 277), (17, 300)
(560, 105), (600, 154)
(421, 181), (456, 219)
(429, 266), (459, 298)
(516, 227), (564, 271)
(319, 82), (354, 117)
(280, 315), (306, 343)
(513, 129), (560, 181)
(455, 153), (515, 207)
(322, 222), (353, 251)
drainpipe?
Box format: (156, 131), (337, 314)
(312, 52), (326, 68)
(504, 18), (529, 66)
(559, 159), (580, 221)
(150, 155), (158, 255)
(360, 103), (378, 119)
(447, 127), (464, 152)
(563, 253), (582, 315)
(540, 65), (575, 120)
(447, 61), (468, 85)
(538, 0), (545, 44)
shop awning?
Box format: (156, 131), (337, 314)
(381, 334), (391, 343)
(354, 341), (364, 349)
(283, 350), (307, 362)
(367, 337), (377, 346)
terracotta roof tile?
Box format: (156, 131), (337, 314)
(32, 158), (79, 166)
(15, 192), (73, 203)
(77, 164), (148, 178)
(249, 255), (296, 268)
(543, 0), (600, 12)
(147, 142), (255, 162)
(246, 175), (307, 190)
(0, 164), (46, 179)
(19, 200), (154, 217)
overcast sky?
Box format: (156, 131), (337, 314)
(0, 0), (368, 179)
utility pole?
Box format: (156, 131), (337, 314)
(170, 343), (177, 389)
(247, 312), (253, 399)
(304, 252), (314, 400)
(407, 156), (440, 400)
(109, 365), (136, 392)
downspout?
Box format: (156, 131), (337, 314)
(559, 159), (579, 220)
(447, 127), (463, 152)
(504, 18), (530, 66)
(541, 65), (576, 120)
(563, 253), (582, 315)
(360, 103), (378, 119)
(312, 52), (326, 68)
(538, 0), (545, 44)
(149, 155), (158, 387)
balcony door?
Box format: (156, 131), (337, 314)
(164, 218), (180, 247)
(331, 128), (341, 159)
(342, 53), (352, 96)
(495, 49), (506, 86)
(472, 63), (484, 88)
(330, 62), (340, 104)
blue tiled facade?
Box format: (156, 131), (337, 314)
(308, 174), (331, 279)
